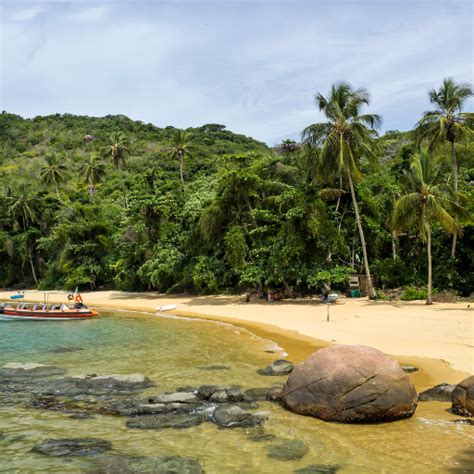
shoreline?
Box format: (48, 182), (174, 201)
(1, 290), (472, 389)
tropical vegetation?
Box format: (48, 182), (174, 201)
(0, 79), (472, 302)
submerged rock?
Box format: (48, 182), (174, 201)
(49, 347), (84, 354)
(419, 383), (455, 402)
(149, 392), (198, 404)
(452, 376), (474, 417)
(209, 390), (228, 403)
(266, 439), (308, 461)
(198, 365), (230, 371)
(126, 411), (209, 430)
(257, 360), (294, 376)
(282, 345), (418, 423)
(197, 385), (221, 400)
(401, 366), (418, 373)
(0, 363), (67, 378)
(212, 405), (264, 428)
(31, 438), (112, 457)
(196, 385), (242, 402)
(247, 428), (276, 442)
(294, 464), (341, 473)
(244, 386), (283, 402)
(49, 373), (155, 396)
(91, 454), (203, 473)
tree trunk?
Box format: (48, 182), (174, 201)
(55, 186), (62, 203)
(426, 224), (433, 305)
(29, 255), (38, 287)
(117, 168), (128, 209)
(347, 173), (376, 299)
(283, 279), (293, 298)
(392, 230), (397, 261)
(450, 140), (458, 258)
(179, 152), (185, 186)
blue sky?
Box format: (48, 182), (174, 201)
(1, 0), (472, 144)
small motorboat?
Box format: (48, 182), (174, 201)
(0, 292), (98, 321)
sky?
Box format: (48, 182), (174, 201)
(1, 0), (473, 145)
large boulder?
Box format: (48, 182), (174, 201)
(451, 376), (474, 417)
(282, 345), (418, 423)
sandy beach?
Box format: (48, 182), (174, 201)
(2, 290), (472, 384)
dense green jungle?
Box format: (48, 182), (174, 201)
(1, 81), (473, 301)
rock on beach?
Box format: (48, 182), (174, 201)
(282, 345), (418, 423)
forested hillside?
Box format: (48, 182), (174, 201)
(0, 92), (473, 298)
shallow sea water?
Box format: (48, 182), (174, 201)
(0, 310), (472, 473)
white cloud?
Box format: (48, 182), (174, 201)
(10, 6), (43, 22)
(71, 6), (109, 23)
(1, 1), (472, 144)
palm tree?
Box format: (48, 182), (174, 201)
(7, 184), (37, 230)
(415, 78), (473, 256)
(40, 154), (68, 201)
(103, 131), (130, 207)
(103, 131), (130, 170)
(392, 150), (464, 304)
(80, 153), (106, 201)
(302, 82), (381, 299)
(169, 130), (194, 186)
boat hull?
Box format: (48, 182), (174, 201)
(1, 309), (98, 321)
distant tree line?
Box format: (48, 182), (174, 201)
(0, 78), (472, 303)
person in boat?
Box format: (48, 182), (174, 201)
(73, 292), (85, 309)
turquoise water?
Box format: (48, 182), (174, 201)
(0, 310), (472, 473)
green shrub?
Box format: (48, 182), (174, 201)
(401, 286), (437, 301)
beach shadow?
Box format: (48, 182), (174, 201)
(432, 307), (472, 312)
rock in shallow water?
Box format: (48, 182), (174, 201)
(282, 345), (418, 423)
(31, 438), (112, 457)
(0, 362), (67, 378)
(257, 360), (294, 376)
(149, 392), (198, 404)
(401, 366), (418, 373)
(212, 405), (264, 428)
(91, 454), (203, 473)
(49, 347), (84, 354)
(196, 384), (243, 402)
(419, 383), (455, 402)
(126, 412), (209, 430)
(452, 376), (474, 417)
(294, 464), (341, 473)
(244, 386), (283, 402)
(266, 439), (308, 460)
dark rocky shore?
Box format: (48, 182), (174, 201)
(1, 350), (471, 472)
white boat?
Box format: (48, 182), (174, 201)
(155, 304), (177, 312)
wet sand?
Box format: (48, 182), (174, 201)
(2, 290), (472, 388)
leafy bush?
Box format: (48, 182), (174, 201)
(372, 257), (413, 289)
(401, 286), (437, 301)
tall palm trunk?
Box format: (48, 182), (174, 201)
(347, 173), (376, 299)
(117, 167), (128, 209)
(391, 230), (397, 260)
(55, 185), (62, 203)
(178, 151), (185, 186)
(29, 253), (38, 287)
(450, 140), (458, 257)
(426, 224), (433, 305)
